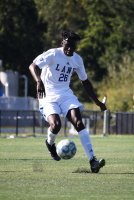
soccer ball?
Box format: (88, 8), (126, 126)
(56, 139), (77, 160)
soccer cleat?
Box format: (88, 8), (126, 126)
(90, 157), (105, 173)
(45, 139), (61, 161)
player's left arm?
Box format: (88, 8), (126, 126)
(81, 78), (107, 111)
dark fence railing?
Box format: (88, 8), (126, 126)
(0, 110), (134, 137)
(116, 112), (134, 135)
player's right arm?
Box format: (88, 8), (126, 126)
(29, 63), (45, 98)
(29, 49), (55, 98)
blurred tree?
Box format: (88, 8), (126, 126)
(34, 0), (88, 48)
(33, 0), (134, 104)
(98, 54), (134, 111)
(77, 0), (134, 103)
(0, 0), (47, 96)
(1, 0), (134, 108)
(99, 0), (134, 64)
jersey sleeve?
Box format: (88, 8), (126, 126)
(75, 57), (88, 81)
(33, 49), (55, 69)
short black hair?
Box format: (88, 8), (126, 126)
(61, 29), (82, 41)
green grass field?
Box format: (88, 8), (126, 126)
(0, 135), (134, 200)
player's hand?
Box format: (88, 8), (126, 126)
(99, 102), (107, 111)
(36, 80), (45, 99)
(95, 100), (107, 111)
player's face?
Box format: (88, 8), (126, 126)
(62, 38), (77, 56)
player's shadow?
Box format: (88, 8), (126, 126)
(0, 171), (21, 172)
(99, 173), (134, 174)
(72, 168), (134, 174)
(72, 168), (91, 173)
(0, 158), (49, 161)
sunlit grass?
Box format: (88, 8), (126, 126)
(0, 135), (134, 200)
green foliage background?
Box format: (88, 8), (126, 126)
(0, 0), (134, 111)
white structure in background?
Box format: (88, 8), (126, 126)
(19, 75), (28, 97)
(0, 96), (39, 110)
(102, 96), (109, 136)
(0, 60), (2, 71)
(0, 68), (39, 110)
(103, 110), (109, 136)
(0, 70), (19, 97)
(5, 83), (9, 97)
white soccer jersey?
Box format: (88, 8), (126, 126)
(33, 47), (87, 97)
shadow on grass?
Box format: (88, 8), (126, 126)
(0, 171), (21, 172)
(0, 158), (49, 161)
(72, 168), (91, 173)
(99, 173), (134, 174)
(72, 168), (134, 174)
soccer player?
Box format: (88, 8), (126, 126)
(29, 30), (107, 173)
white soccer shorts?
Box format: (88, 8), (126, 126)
(39, 94), (84, 121)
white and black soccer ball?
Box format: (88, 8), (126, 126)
(56, 139), (77, 160)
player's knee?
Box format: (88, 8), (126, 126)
(75, 120), (85, 132)
(50, 122), (61, 134)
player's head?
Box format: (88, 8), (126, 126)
(61, 29), (81, 56)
